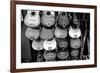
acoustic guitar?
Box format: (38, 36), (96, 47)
(71, 49), (79, 57)
(57, 12), (70, 28)
(56, 38), (68, 48)
(54, 27), (67, 38)
(40, 27), (54, 40)
(69, 25), (81, 38)
(73, 13), (81, 27)
(25, 27), (40, 40)
(70, 38), (81, 49)
(43, 38), (57, 50)
(41, 11), (55, 27)
(43, 50), (56, 61)
(57, 50), (69, 60)
(24, 10), (40, 27)
(32, 39), (44, 50)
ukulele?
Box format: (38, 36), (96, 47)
(25, 27), (40, 40)
(24, 10), (40, 27)
(43, 38), (57, 50)
(73, 13), (81, 27)
(41, 11), (55, 27)
(56, 38), (68, 48)
(36, 52), (44, 62)
(70, 38), (81, 49)
(40, 27), (54, 40)
(71, 49), (79, 57)
(54, 27), (67, 38)
(69, 25), (81, 38)
(32, 39), (44, 50)
(57, 12), (70, 28)
(57, 50), (69, 60)
(43, 50), (56, 61)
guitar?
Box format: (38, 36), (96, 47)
(69, 25), (81, 38)
(43, 50), (56, 61)
(73, 13), (81, 27)
(41, 11), (55, 27)
(57, 12), (70, 28)
(24, 10), (40, 27)
(56, 38), (68, 48)
(25, 27), (40, 40)
(70, 38), (81, 49)
(57, 50), (69, 60)
(36, 52), (44, 62)
(43, 38), (57, 50)
(71, 49), (79, 57)
(40, 27), (54, 40)
(32, 39), (43, 50)
(54, 27), (67, 38)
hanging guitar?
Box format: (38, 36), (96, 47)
(54, 27), (68, 38)
(56, 38), (68, 48)
(25, 27), (40, 40)
(24, 10), (40, 27)
(32, 39), (44, 50)
(69, 25), (81, 38)
(43, 50), (56, 61)
(36, 52), (44, 62)
(71, 49), (79, 60)
(43, 38), (57, 50)
(57, 12), (70, 28)
(40, 27), (54, 40)
(57, 50), (69, 60)
(72, 13), (81, 27)
(41, 11), (55, 27)
(70, 38), (81, 49)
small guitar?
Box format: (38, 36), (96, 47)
(24, 10), (40, 27)
(57, 50), (69, 60)
(73, 13), (81, 27)
(69, 25), (81, 38)
(41, 11), (55, 27)
(25, 27), (40, 40)
(56, 38), (68, 48)
(40, 27), (54, 40)
(43, 38), (57, 50)
(43, 50), (56, 61)
(70, 38), (81, 49)
(32, 39), (43, 50)
(54, 27), (67, 38)
(57, 12), (70, 28)
(71, 49), (79, 57)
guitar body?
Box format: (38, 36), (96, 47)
(57, 12), (70, 28)
(71, 49), (79, 57)
(70, 38), (81, 49)
(56, 38), (68, 48)
(24, 10), (40, 27)
(25, 27), (40, 40)
(32, 40), (43, 50)
(41, 11), (55, 27)
(54, 27), (67, 38)
(57, 50), (69, 60)
(43, 39), (57, 50)
(40, 27), (54, 40)
(69, 26), (81, 38)
(43, 51), (56, 61)
(73, 13), (81, 27)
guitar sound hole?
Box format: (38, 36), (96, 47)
(31, 12), (36, 16)
(47, 11), (51, 15)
